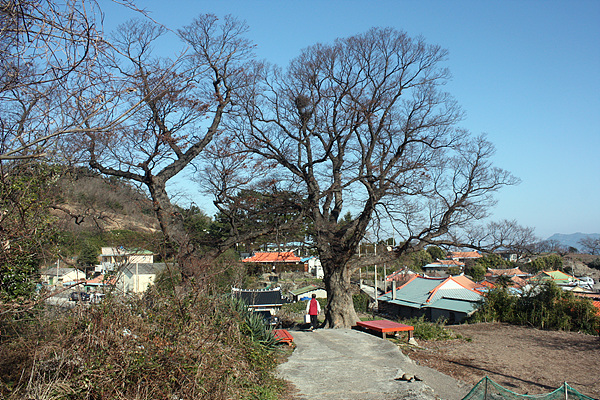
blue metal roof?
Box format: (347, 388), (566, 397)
(378, 276), (483, 311)
(425, 298), (480, 314)
(379, 276), (445, 305)
(429, 288), (482, 303)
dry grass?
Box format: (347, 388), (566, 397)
(1, 287), (288, 400)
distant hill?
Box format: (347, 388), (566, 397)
(546, 232), (600, 251)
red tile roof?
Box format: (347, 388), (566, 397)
(242, 252), (301, 263)
(386, 268), (417, 281)
(510, 276), (527, 288)
(485, 268), (527, 277)
(86, 275), (117, 285)
(448, 251), (482, 259)
(480, 280), (496, 288)
(574, 292), (600, 300)
(592, 301), (600, 316)
(452, 275), (487, 293)
(437, 259), (465, 266)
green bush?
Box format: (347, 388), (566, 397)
(399, 316), (463, 341)
(353, 292), (371, 313)
(471, 281), (600, 335)
(528, 254), (563, 272)
(229, 297), (280, 349)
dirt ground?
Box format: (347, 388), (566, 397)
(404, 322), (600, 398)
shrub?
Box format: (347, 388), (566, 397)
(0, 288), (288, 400)
(471, 281), (600, 335)
(353, 292), (371, 313)
(398, 316), (463, 341)
(528, 254), (563, 272)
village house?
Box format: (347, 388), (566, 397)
(496, 250), (519, 263)
(447, 251), (483, 261)
(452, 274), (488, 293)
(40, 265), (86, 286)
(99, 247), (154, 272)
(114, 262), (168, 294)
(484, 267), (529, 288)
(485, 267), (528, 279)
(84, 274), (117, 291)
(231, 287), (287, 313)
(301, 256), (324, 279)
(422, 259), (465, 275)
(290, 285), (327, 302)
(386, 268), (418, 286)
(378, 274), (483, 324)
(527, 270), (579, 289)
(241, 251), (304, 273)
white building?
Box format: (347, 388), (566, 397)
(115, 263), (168, 294)
(40, 265), (86, 286)
(302, 256), (323, 279)
(99, 247), (154, 272)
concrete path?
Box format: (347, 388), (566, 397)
(276, 328), (470, 400)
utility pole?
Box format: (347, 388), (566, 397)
(374, 264), (378, 311)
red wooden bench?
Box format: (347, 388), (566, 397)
(355, 320), (414, 340)
(273, 329), (294, 346)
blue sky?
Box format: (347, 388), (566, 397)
(103, 0), (600, 239)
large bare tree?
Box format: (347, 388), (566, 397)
(80, 14), (260, 279)
(579, 236), (600, 255)
(469, 219), (538, 259)
(232, 28), (519, 328)
(0, 0), (146, 162)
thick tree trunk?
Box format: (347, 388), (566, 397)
(322, 257), (359, 328)
(146, 180), (201, 280)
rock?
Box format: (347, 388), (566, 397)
(402, 373), (415, 382)
(394, 369), (405, 379)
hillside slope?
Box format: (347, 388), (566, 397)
(52, 169), (160, 234)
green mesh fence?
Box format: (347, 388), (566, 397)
(462, 376), (597, 400)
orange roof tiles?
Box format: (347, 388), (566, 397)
(592, 301), (600, 316)
(242, 251), (301, 263)
(574, 292), (600, 300)
(86, 275), (117, 285)
(510, 276), (527, 287)
(485, 268), (527, 277)
(448, 251), (482, 259)
(452, 275), (487, 292)
(386, 268), (417, 281)
(438, 259), (465, 266)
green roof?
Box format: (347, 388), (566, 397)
(290, 285), (319, 296)
(532, 270), (576, 284)
(426, 298), (479, 314)
(378, 276), (445, 305)
(127, 248), (154, 254)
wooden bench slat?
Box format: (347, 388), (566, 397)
(355, 320), (414, 340)
(273, 329), (294, 346)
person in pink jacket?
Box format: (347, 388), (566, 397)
(305, 293), (321, 331)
